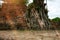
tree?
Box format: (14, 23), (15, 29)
(52, 17), (60, 22)
(26, 0), (51, 30)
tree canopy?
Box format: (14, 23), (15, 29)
(52, 17), (60, 22)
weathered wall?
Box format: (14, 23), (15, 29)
(4, 0), (27, 4)
(0, 0), (27, 29)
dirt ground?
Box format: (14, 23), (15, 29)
(0, 30), (60, 40)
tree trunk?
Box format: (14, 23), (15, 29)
(26, 0), (51, 30)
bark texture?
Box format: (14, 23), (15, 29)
(26, 0), (51, 30)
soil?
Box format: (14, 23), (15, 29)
(0, 30), (60, 40)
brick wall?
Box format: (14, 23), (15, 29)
(0, 2), (27, 28)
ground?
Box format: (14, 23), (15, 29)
(0, 30), (60, 40)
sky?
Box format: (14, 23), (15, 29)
(0, 0), (4, 5)
(0, 0), (60, 19)
(47, 0), (60, 19)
